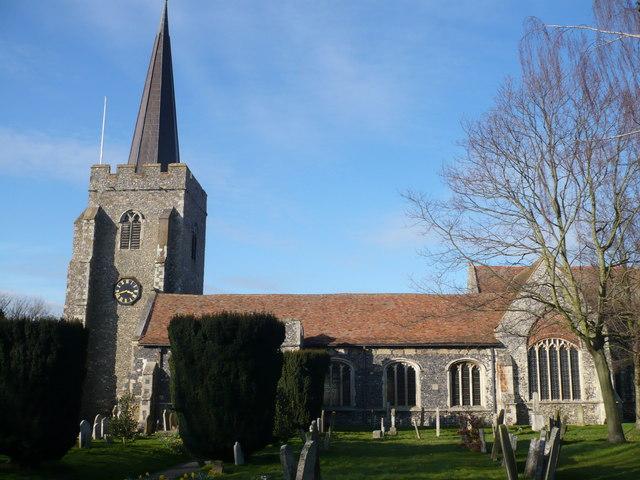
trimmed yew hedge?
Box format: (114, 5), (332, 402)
(169, 312), (285, 461)
(0, 318), (88, 466)
(273, 349), (330, 441)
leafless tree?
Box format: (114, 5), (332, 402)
(406, 8), (640, 442)
(0, 293), (53, 321)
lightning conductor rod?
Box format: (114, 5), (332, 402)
(98, 96), (107, 164)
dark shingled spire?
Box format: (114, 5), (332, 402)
(128, 0), (179, 172)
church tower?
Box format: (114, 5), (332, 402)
(64, 1), (207, 416)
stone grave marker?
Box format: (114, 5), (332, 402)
(78, 420), (92, 448)
(320, 410), (325, 434)
(144, 414), (154, 436)
(545, 427), (559, 456)
(234, 441), (245, 466)
(543, 428), (562, 480)
(478, 428), (487, 453)
(295, 440), (318, 480)
(169, 412), (178, 430)
(524, 438), (546, 479)
(101, 417), (110, 440)
(380, 417), (385, 437)
(280, 444), (296, 480)
(559, 424), (567, 440)
(435, 407), (440, 437)
(411, 418), (421, 439)
(162, 409), (171, 431)
(498, 424), (518, 480)
(323, 424), (332, 450)
(372, 430), (382, 439)
(388, 408), (397, 436)
(509, 433), (518, 454)
(92, 414), (103, 439)
(490, 408), (506, 461)
(211, 461), (224, 474)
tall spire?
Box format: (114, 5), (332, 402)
(128, 0), (180, 172)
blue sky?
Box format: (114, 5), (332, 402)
(0, 0), (594, 314)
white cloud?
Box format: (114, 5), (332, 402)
(0, 127), (126, 183)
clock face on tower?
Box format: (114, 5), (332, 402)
(114, 278), (142, 305)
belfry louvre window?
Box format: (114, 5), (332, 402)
(450, 362), (482, 406)
(120, 211), (142, 250)
(385, 362), (417, 408)
(528, 338), (581, 401)
(324, 360), (353, 407)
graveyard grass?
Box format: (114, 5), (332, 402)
(0, 425), (638, 479)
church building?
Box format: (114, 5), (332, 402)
(64, 3), (631, 428)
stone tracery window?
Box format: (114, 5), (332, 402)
(450, 361), (482, 407)
(119, 210), (142, 250)
(324, 359), (354, 407)
(528, 338), (581, 401)
(385, 362), (417, 408)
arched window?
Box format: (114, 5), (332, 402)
(119, 211), (142, 250)
(324, 359), (354, 407)
(385, 362), (417, 408)
(528, 338), (581, 401)
(191, 225), (198, 261)
(450, 361), (482, 407)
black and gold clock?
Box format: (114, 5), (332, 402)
(114, 278), (142, 305)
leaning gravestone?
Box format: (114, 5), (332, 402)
(372, 430), (382, 439)
(544, 427), (562, 480)
(295, 440), (319, 480)
(78, 420), (92, 448)
(144, 414), (154, 436)
(491, 408), (506, 461)
(545, 427), (559, 456)
(524, 438), (546, 479)
(411, 418), (421, 439)
(92, 414), (103, 440)
(498, 424), (518, 480)
(233, 441), (245, 465)
(478, 428), (487, 453)
(280, 444), (296, 480)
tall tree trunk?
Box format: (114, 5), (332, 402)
(635, 349), (640, 430)
(591, 347), (626, 443)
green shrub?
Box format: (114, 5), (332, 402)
(169, 312), (285, 461)
(110, 393), (139, 444)
(0, 318), (87, 466)
(273, 350), (329, 441)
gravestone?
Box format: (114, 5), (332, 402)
(162, 409), (170, 431)
(491, 409), (506, 461)
(524, 438), (546, 480)
(144, 414), (154, 436)
(211, 461), (224, 474)
(539, 428), (547, 441)
(92, 414), (103, 439)
(101, 417), (110, 440)
(320, 410), (325, 434)
(169, 412), (178, 430)
(531, 392), (545, 431)
(435, 407), (440, 437)
(380, 417), (385, 436)
(78, 420), (92, 448)
(372, 430), (382, 439)
(280, 444), (296, 480)
(509, 433), (518, 453)
(323, 425), (332, 450)
(498, 424), (518, 480)
(543, 428), (562, 480)
(388, 408), (397, 436)
(559, 424), (567, 440)
(233, 441), (245, 466)
(478, 428), (487, 453)
(545, 427), (559, 456)
(411, 418), (421, 439)
(295, 440), (318, 480)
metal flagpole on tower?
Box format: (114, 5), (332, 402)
(99, 96), (107, 164)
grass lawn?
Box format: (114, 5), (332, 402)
(1, 424), (638, 479)
(0, 434), (190, 480)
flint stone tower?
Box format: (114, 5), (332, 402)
(64, 1), (207, 416)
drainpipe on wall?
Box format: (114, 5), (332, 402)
(491, 348), (498, 413)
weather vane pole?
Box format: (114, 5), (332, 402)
(98, 96), (107, 164)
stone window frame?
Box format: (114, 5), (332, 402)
(527, 338), (583, 402)
(323, 358), (356, 409)
(446, 358), (486, 409)
(382, 358), (421, 411)
(119, 210), (144, 250)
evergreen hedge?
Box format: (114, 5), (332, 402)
(0, 318), (88, 466)
(169, 312), (285, 461)
(273, 349), (330, 441)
